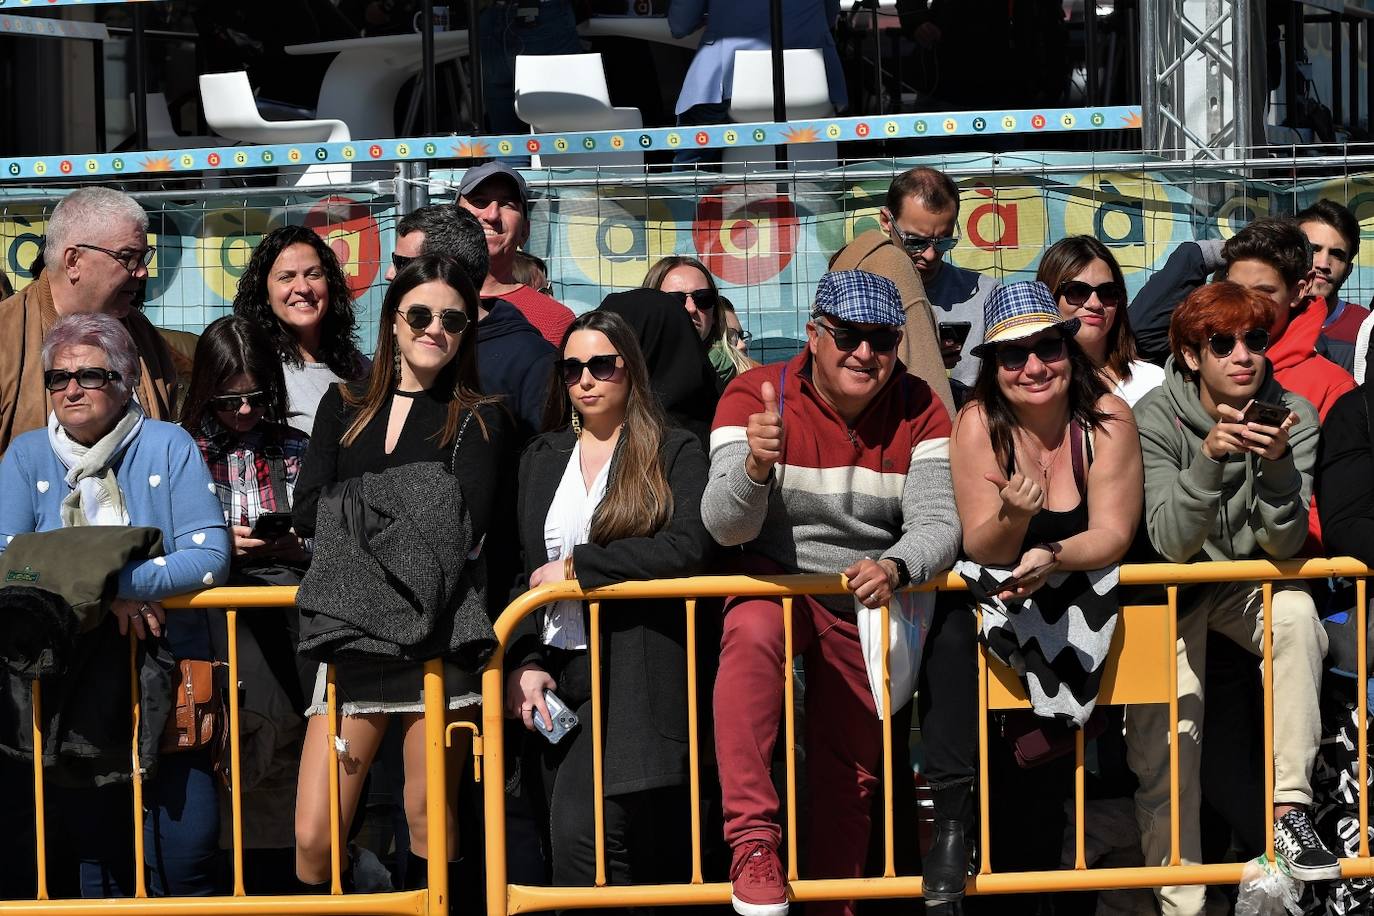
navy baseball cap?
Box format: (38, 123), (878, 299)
(811, 270), (906, 327)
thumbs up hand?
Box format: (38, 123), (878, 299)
(745, 380), (784, 483)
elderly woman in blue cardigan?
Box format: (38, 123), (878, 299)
(0, 313), (230, 897)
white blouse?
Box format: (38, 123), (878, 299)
(540, 438), (612, 650)
(1113, 359), (1166, 408)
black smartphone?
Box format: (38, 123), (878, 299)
(250, 512), (293, 540)
(1241, 399), (1290, 428)
(938, 321), (972, 349)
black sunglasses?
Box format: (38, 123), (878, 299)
(401, 305), (470, 334)
(559, 354), (622, 385)
(994, 336), (1068, 371)
(726, 328), (753, 346)
(883, 214), (959, 256)
(664, 289), (719, 309)
(44, 367), (122, 392)
(1057, 280), (1126, 309)
(391, 252), (415, 273)
(1207, 328), (1270, 358)
(814, 320), (902, 354)
(212, 390), (270, 412)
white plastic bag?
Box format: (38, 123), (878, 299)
(1234, 856), (1304, 916)
(857, 589), (934, 719)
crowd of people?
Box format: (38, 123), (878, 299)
(2, 163), (1374, 916)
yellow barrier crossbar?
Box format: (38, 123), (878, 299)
(7, 558), (1372, 915)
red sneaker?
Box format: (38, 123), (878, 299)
(730, 841), (789, 916)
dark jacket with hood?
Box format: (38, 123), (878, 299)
(1133, 356), (1319, 565)
(0, 526), (175, 786)
(478, 299), (556, 444)
(511, 425), (714, 795)
(597, 289), (720, 449)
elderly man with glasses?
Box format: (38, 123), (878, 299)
(0, 186), (178, 457)
(703, 270), (960, 916)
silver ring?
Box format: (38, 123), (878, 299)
(139, 602), (152, 615)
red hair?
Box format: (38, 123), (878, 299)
(1168, 281), (1277, 367)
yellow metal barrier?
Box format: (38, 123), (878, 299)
(4, 558), (1372, 914)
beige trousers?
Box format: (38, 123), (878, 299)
(1123, 581), (1327, 916)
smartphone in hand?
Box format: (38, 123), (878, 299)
(250, 511), (293, 541)
(1241, 399), (1290, 428)
(532, 689), (579, 744)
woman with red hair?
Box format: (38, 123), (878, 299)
(1127, 281), (1336, 913)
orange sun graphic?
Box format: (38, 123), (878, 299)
(454, 141), (490, 159)
(139, 156), (174, 172)
(1122, 112), (1143, 129)
(780, 126), (820, 144)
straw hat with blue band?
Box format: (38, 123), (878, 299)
(810, 270), (906, 327)
(970, 280), (1081, 358)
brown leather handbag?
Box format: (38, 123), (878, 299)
(160, 659), (225, 754)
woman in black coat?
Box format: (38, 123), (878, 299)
(505, 309), (714, 890)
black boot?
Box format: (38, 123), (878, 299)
(923, 784), (975, 904)
(406, 852), (481, 915)
(297, 867), (354, 895)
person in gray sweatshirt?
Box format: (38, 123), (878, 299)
(1127, 281), (1336, 913)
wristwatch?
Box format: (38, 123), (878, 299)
(882, 556), (911, 589)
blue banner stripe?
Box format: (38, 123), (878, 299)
(0, 106), (1141, 183)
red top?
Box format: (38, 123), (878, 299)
(503, 285), (576, 348)
(1323, 298), (1370, 344)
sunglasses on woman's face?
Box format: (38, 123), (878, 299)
(212, 390), (269, 412)
(1207, 327), (1270, 358)
(559, 354), (622, 386)
(43, 367), (122, 392)
(664, 289), (718, 309)
(1057, 280), (1126, 309)
(401, 305), (470, 335)
(814, 320), (902, 354)
(995, 336), (1068, 371)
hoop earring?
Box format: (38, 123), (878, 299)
(570, 408), (582, 438)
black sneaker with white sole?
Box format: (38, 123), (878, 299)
(1274, 808), (1342, 881)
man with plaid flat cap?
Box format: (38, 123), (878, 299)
(703, 270), (961, 916)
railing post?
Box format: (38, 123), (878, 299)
(424, 658), (450, 914)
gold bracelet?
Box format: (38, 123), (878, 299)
(564, 555), (575, 580)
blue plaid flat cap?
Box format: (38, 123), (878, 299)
(970, 280), (1079, 356)
(811, 270), (905, 327)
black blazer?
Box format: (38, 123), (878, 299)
(513, 425), (714, 795)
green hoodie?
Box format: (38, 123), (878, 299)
(1132, 356), (1320, 564)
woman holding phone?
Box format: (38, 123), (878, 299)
(918, 281), (1142, 908)
(1038, 235), (1164, 407)
(504, 308), (713, 889)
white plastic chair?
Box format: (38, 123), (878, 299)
(133, 92), (222, 150)
(726, 48), (837, 171)
(198, 71), (351, 186)
(514, 53), (643, 168)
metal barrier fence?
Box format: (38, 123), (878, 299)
(4, 558), (1373, 914)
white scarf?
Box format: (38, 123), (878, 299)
(47, 402), (145, 528)
(540, 438), (612, 650)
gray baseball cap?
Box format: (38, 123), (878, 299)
(457, 162), (530, 214)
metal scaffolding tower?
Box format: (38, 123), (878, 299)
(1140, 0), (1255, 158)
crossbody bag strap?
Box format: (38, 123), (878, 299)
(262, 430), (290, 511)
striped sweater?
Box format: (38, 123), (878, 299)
(703, 351), (960, 607)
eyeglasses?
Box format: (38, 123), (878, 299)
(391, 252), (415, 273)
(211, 390), (270, 412)
(1057, 280), (1126, 309)
(883, 213), (959, 256)
(401, 305), (470, 335)
(43, 367), (122, 392)
(813, 320), (902, 353)
(994, 336), (1068, 371)
(75, 243), (156, 273)
(726, 328), (753, 347)
(1207, 328), (1270, 358)
(559, 354), (622, 385)
(664, 289), (719, 310)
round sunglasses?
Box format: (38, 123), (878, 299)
(1056, 280), (1126, 309)
(994, 336), (1068, 371)
(1207, 327), (1270, 358)
(401, 305), (470, 335)
(559, 354), (622, 386)
(44, 367), (122, 392)
(212, 390), (270, 412)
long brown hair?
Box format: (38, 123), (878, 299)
(1035, 236), (1139, 384)
(341, 255), (494, 447)
(544, 311), (673, 544)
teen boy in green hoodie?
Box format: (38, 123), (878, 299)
(1126, 281), (1337, 913)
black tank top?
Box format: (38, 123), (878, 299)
(1008, 419), (1092, 551)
